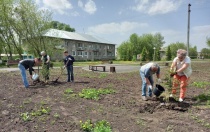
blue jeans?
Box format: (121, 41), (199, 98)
(18, 63), (29, 88)
(140, 71), (153, 96)
(66, 65), (74, 82)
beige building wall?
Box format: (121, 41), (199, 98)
(63, 40), (115, 61)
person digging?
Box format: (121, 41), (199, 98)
(139, 62), (162, 101)
(169, 49), (192, 102)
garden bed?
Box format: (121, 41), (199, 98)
(0, 62), (210, 131)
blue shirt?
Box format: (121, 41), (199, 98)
(64, 55), (75, 66)
(140, 62), (160, 77)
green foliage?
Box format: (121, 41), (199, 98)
(141, 47), (147, 61)
(156, 47), (161, 61)
(79, 88), (115, 100)
(193, 93), (210, 102)
(20, 112), (31, 122)
(189, 46), (198, 59)
(50, 21), (75, 32)
(206, 37), (210, 48)
(166, 46), (172, 61)
(167, 42), (186, 58)
(132, 55), (137, 61)
(99, 73), (107, 78)
(53, 113), (60, 119)
(30, 106), (51, 116)
(80, 119), (112, 132)
(64, 88), (73, 94)
(191, 81), (210, 88)
(200, 48), (210, 59)
(117, 33), (165, 61)
(41, 64), (49, 81)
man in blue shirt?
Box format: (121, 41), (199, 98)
(63, 50), (75, 82)
(140, 62), (161, 101)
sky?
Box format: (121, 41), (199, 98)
(35, 0), (210, 52)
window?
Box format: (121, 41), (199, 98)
(72, 51), (76, 56)
(84, 52), (88, 56)
(77, 51), (82, 56)
(78, 43), (83, 48)
(94, 52), (97, 56)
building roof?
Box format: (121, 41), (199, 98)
(42, 29), (116, 45)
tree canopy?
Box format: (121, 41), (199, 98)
(117, 33), (165, 61)
(50, 21), (75, 32)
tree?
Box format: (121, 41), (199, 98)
(200, 48), (210, 59)
(206, 37), (210, 47)
(13, 0), (54, 57)
(0, 0), (21, 60)
(50, 21), (75, 32)
(166, 46), (172, 61)
(153, 32), (165, 48)
(141, 47), (147, 61)
(167, 42), (186, 58)
(189, 46), (197, 59)
(117, 33), (165, 61)
(156, 47), (161, 61)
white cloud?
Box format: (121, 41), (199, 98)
(87, 21), (148, 35)
(132, 0), (182, 15)
(78, 0), (97, 14)
(43, 0), (73, 15)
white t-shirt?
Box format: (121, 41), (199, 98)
(173, 56), (192, 77)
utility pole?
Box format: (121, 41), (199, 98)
(187, 3), (191, 56)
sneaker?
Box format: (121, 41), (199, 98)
(179, 98), (184, 102)
(142, 96), (148, 101)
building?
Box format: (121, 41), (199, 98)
(42, 29), (116, 61)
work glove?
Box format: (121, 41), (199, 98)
(148, 85), (153, 90)
(157, 78), (162, 83)
(68, 58), (72, 60)
(170, 72), (177, 77)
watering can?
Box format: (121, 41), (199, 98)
(32, 73), (39, 81)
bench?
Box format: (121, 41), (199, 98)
(89, 65), (106, 72)
(6, 60), (20, 67)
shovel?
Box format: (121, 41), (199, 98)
(53, 66), (66, 82)
(53, 59), (70, 82)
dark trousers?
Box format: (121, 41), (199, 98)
(66, 65), (74, 82)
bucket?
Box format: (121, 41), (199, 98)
(32, 74), (39, 81)
(153, 84), (165, 97)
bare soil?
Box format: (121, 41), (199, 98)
(0, 62), (210, 132)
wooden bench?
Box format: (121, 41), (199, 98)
(89, 65), (106, 72)
(6, 60), (20, 67)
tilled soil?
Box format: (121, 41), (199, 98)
(0, 62), (210, 132)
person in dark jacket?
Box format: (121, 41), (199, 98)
(63, 50), (75, 82)
(41, 51), (50, 81)
(18, 58), (42, 88)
